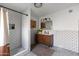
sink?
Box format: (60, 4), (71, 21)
(42, 30), (53, 35)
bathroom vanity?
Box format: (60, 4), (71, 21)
(35, 34), (53, 47)
(35, 17), (53, 47)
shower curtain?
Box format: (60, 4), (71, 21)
(0, 7), (9, 56)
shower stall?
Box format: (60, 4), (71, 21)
(0, 7), (31, 56)
(8, 10), (23, 55)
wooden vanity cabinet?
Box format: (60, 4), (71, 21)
(35, 34), (53, 47)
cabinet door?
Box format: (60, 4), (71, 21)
(43, 35), (51, 46)
(46, 36), (51, 46)
(36, 34), (43, 43)
(42, 35), (50, 45)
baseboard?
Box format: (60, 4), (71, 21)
(52, 46), (78, 53)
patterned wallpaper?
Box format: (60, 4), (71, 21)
(53, 30), (78, 53)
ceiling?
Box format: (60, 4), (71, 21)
(0, 3), (79, 17)
(31, 3), (79, 17)
(0, 3), (30, 12)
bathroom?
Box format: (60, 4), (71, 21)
(0, 3), (79, 56)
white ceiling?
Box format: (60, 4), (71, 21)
(0, 3), (79, 17)
(31, 3), (79, 17)
(0, 3), (30, 12)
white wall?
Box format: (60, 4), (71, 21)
(8, 10), (22, 50)
(52, 7), (78, 31)
(78, 20), (79, 52)
(31, 14), (39, 44)
(22, 8), (31, 51)
(42, 5), (79, 53)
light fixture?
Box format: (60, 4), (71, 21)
(69, 9), (73, 13)
(34, 3), (42, 8)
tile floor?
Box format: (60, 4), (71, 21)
(24, 46), (79, 56)
(11, 47), (24, 56)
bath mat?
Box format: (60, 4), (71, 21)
(32, 44), (55, 56)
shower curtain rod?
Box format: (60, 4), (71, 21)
(0, 5), (28, 16)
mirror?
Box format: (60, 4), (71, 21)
(45, 21), (52, 29)
(40, 17), (52, 30)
